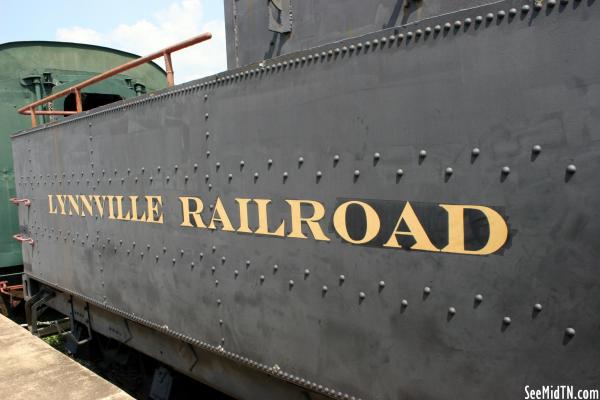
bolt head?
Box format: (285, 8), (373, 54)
(448, 307), (456, 315)
(503, 316), (512, 325)
(475, 294), (483, 302)
(532, 144), (542, 154)
(566, 164), (577, 174)
(534, 303), (543, 312)
(401, 299), (408, 307)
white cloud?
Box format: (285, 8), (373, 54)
(54, 0), (227, 84)
(56, 26), (103, 45)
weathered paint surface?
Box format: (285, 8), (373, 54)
(11, 1), (600, 399)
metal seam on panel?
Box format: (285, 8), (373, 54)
(25, 273), (356, 400)
(8, 0), (570, 138)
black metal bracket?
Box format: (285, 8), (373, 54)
(268, 0), (292, 33)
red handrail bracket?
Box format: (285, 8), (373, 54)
(10, 198), (31, 206)
(13, 234), (34, 246)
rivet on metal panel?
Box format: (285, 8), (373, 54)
(503, 316), (512, 325)
(475, 15), (483, 23)
(423, 286), (431, 297)
(497, 10), (506, 18)
(522, 4), (531, 12)
(486, 12), (494, 21)
(565, 327), (575, 337)
(273, 264), (279, 273)
(566, 164), (576, 174)
(509, 8), (517, 16)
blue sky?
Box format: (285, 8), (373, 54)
(0, 0), (227, 83)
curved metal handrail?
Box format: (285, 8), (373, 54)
(18, 32), (212, 127)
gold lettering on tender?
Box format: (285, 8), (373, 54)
(80, 195), (93, 217)
(235, 198), (253, 233)
(105, 195), (116, 219)
(146, 196), (164, 224)
(48, 195), (57, 214)
(439, 204), (509, 255)
(179, 197), (206, 227)
(115, 196), (132, 221)
(333, 200), (380, 244)
(383, 202), (439, 251)
(56, 194), (67, 215)
(208, 197), (235, 231)
(66, 195), (80, 216)
(129, 196), (147, 222)
(285, 200), (330, 241)
(92, 195), (106, 217)
(254, 199), (285, 236)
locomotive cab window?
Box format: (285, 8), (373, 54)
(64, 92), (123, 112)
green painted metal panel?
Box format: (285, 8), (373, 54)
(0, 41), (166, 270)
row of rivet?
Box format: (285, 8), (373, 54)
(201, 1), (578, 89)
(26, 224), (578, 344)
(27, 274), (360, 400)
(16, 145), (578, 187)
